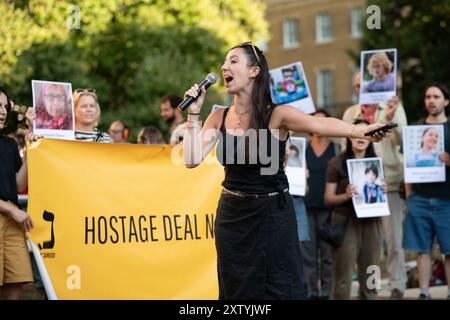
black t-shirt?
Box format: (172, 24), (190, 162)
(0, 135), (22, 206)
(412, 120), (450, 200)
(304, 142), (336, 209)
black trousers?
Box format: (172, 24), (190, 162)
(215, 191), (305, 300)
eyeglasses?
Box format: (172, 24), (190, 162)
(239, 41), (261, 65)
(44, 94), (66, 102)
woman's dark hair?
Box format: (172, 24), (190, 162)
(0, 86), (12, 134)
(0, 86), (11, 112)
(230, 43), (275, 131)
(342, 119), (376, 172)
(312, 108), (331, 118)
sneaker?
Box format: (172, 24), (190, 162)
(418, 293), (431, 300)
(390, 289), (404, 300)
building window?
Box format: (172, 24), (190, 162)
(351, 8), (363, 38)
(315, 12), (332, 43)
(317, 70), (333, 108)
(283, 19), (299, 49)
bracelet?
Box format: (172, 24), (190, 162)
(188, 112), (200, 115)
(348, 125), (356, 139)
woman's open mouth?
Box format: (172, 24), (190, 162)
(224, 75), (234, 87)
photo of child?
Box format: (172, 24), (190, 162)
(347, 157), (390, 217)
(362, 165), (385, 203)
(285, 137), (306, 196)
(269, 62), (315, 114)
(406, 126), (444, 168)
(271, 65), (308, 105)
(403, 125), (446, 183)
(287, 144), (304, 168)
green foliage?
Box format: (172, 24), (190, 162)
(0, 0), (268, 138)
(357, 0), (450, 122)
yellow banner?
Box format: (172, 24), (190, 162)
(27, 139), (223, 299)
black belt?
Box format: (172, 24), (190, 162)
(222, 187), (289, 199)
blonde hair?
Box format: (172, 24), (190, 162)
(367, 52), (393, 76)
(73, 90), (101, 127)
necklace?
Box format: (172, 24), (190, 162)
(233, 106), (249, 125)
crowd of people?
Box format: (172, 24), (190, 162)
(0, 42), (449, 301)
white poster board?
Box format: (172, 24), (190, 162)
(347, 157), (390, 218)
(269, 62), (315, 114)
(286, 137), (306, 196)
(403, 125), (446, 183)
(32, 80), (75, 140)
(359, 48), (397, 104)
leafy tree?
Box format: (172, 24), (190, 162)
(1, 0), (268, 140)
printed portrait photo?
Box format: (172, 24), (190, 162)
(359, 48), (397, 104)
(347, 158), (386, 205)
(269, 62), (315, 114)
(286, 138), (305, 168)
(285, 137), (307, 196)
(405, 125), (445, 168)
(33, 81), (74, 131)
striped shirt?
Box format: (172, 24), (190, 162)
(75, 129), (112, 143)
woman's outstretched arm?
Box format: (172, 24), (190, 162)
(274, 105), (387, 142)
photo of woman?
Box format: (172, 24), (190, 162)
(33, 81), (73, 130)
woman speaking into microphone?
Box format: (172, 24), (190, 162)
(182, 42), (389, 300)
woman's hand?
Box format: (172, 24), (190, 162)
(345, 184), (358, 200)
(25, 107), (36, 130)
(184, 85), (206, 114)
(382, 183), (388, 194)
(358, 123), (391, 143)
(385, 96), (399, 122)
(439, 152), (450, 166)
(9, 206), (34, 232)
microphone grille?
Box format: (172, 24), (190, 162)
(206, 73), (218, 84)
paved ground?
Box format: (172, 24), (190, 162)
(351, 278), (449, 300)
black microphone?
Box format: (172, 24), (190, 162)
(177, 73), (218, 112)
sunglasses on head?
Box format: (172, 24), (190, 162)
(239, 41), (261, 65)
(75, 88), (96, 94)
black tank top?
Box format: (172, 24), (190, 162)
(216, 107), (289, 194)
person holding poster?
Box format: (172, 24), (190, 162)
(324, 119), (383, 300)
(342, 72), (408, 299)
(182, 42), (390, 300)
(403, 82), (450, 300)
(0, 86), (35, 300)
